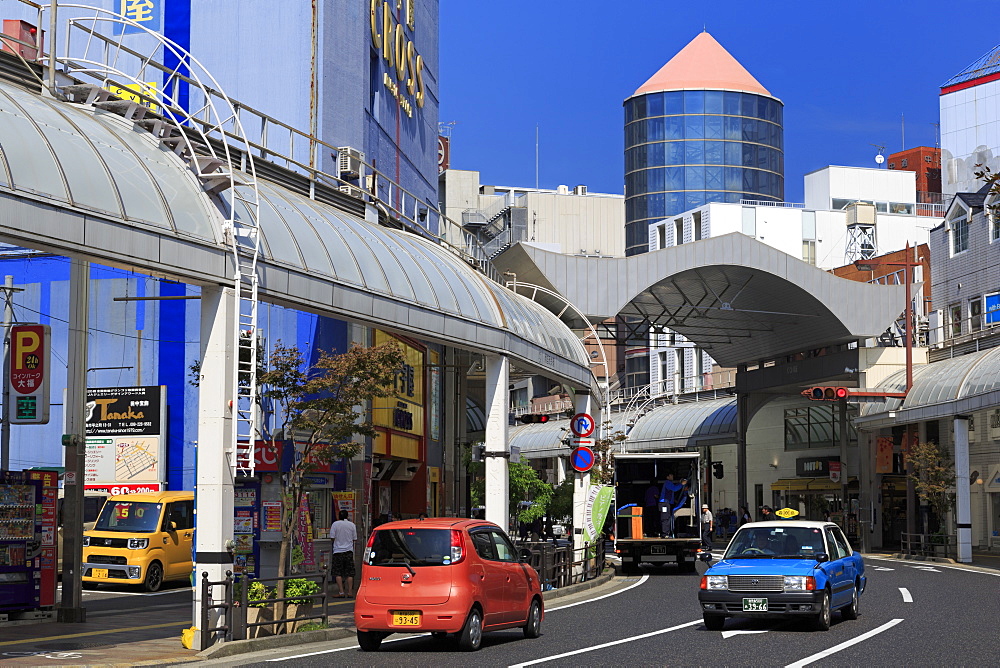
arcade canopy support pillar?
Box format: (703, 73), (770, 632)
(193, 285), (236, 648)
(483, 354), (509, 532)
(954, 416), (972, 563)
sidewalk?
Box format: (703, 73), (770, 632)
(868, 549), (1000, 572)
(0, 572), (617, 667)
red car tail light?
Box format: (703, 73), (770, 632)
(450, 529), (465, 564)
(364, 530), (377, 564)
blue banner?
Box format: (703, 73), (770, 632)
(986, 293), (1000, 325)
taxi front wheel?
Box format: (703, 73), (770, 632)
(813, 591), (831, 631)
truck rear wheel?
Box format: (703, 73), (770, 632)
(621, 561), (641, 575)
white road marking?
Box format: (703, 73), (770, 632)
(899, 587), (913, 602)
(722, 629), (769, 638)
(935, 563), (1000, 576)
(784, 618), (904, 668)
(266, 576), (651, 661)
(265, 633), (425, 660)
(508, 619), (702, 668)
(873, 566), (894, 571)
(547, 574), (649, 611)
(910, 566), (940, 572)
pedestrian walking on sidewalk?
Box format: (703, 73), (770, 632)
(701, 504), (714, 549)
(329, 510), (357, 598)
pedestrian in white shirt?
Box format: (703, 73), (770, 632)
(701, 504), (714, 549)
(329, 510), (357, 597)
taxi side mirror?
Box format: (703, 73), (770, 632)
(164, 520), (177, 532)
(518, 547), (533, 563)
(815, 552), (829, 563)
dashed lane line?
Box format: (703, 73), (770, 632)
(899, 587), (913, 602)
(784, 618), (905, 668)
(264, 576), (651, 661)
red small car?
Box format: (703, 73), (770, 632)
(354, 517), (544, 651)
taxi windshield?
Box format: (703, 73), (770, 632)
(723, 526), (825, 559)
(93, 501), (163, 533)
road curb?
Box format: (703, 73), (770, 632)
(889, 552), (957, 565)
(196, 569), (617, 660)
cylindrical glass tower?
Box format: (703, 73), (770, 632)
(624, 33), (783, 256)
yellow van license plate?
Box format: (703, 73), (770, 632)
(92, 568), (108, 579)
(392, 612), (421, 626)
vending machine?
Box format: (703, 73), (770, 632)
(0, 471), (43, 612)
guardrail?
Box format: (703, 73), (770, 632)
(228, 573), (331, 643)
(517, 537), (608, 589)
(900, 532), (956, 559)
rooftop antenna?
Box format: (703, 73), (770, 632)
(535, 124), (539, 191)
(871, 143), (886, 168)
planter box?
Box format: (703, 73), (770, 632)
(282, 603), (314, 634)
(246, 606), (274, 638)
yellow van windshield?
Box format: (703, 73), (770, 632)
(94, 501), (163, 533)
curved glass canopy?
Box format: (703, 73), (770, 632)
(0, 81), (591, 374)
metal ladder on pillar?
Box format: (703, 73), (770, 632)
(50, 7), (262, 477)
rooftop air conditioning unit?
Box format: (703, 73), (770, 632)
(846, 201), (876, 226)
(339, 184), (364, 199)
(573, 185), (588, 195)
(337, 146), (364, 179)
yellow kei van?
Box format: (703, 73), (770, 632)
(82, 491), (194, 592)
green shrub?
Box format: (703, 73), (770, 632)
(285, 578), (320, 605)
(234, 579), (273, 608)
(296, 622), (327, 633)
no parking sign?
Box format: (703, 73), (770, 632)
(571, 446), (595, 473)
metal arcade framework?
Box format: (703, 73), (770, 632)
(32, 3), (263, 475)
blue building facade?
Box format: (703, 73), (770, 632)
(624, 33), (783, 256)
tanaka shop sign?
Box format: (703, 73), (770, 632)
(85, 386), (163, 436)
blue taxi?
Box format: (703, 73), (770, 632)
(698, 518), (865, 631)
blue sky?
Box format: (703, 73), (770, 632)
(440, 1), (997, 203)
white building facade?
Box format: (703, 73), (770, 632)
(646, 166), (941, 395)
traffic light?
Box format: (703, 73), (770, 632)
(802, 386), (850, 401)
(518, 414), (550, 424)
(712, 462), (724, 479)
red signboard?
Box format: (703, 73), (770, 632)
(8, 324), (50, 424)
(83, 483), (163, 495)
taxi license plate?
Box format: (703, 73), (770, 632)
(742, 598), (767, 612)
(92, 568), (108, 579)
(392, 611), (421, 626)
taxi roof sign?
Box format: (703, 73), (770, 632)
(774, 507), (799, 519)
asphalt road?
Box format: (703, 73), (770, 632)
(211, 555), (1000, 668)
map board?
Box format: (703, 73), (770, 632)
(84, 386), (167, 493)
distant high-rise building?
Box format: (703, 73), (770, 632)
(940, 44), (1000, 198)
(623, 32), (783, 256)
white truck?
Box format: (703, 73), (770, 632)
(614, 451), (703, 574)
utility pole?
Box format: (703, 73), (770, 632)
(1, 275), (24, 471)
(59, 258), (88, 623)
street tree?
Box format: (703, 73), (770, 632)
(906, 439), (956, 531)
(257, 340), (404, 596)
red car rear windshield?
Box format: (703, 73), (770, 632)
(369, 528), (454, 567)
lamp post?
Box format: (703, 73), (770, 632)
(854, 243), (922, 538)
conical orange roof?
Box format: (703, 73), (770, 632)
(632, 32), (772, 97)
